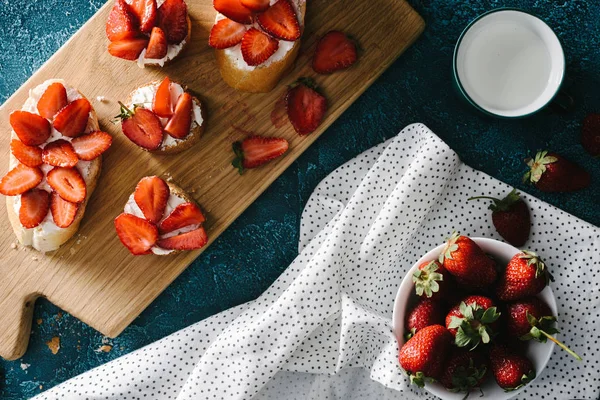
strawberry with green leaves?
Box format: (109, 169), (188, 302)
(445, 295), (500, 349)
(523, 150), (590, 192)
(440, 349), (488, 394)
(489, 343), (536, 391)
(496, 251), (551, 302)
(406, 298), (443, 339)
(412, 260), (449, 301)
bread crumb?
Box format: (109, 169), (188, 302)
(39, 385), (43, 390)
(55, 311), (63, 321)
(32, 256), (38, 261)
(96, 345), (113, 353)
(96, 96), (107, 102)
(46, 337), (60, 355)
(36, 318), (43, 325)
(10, 243), (17, 249)
(20, 362), (30, 371)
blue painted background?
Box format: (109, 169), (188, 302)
(1, 0), (599, 398)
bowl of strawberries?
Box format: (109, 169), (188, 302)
(392, 233), (581, 399)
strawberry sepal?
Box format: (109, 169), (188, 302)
(408, 371), (435, 388)
(503, 370), (536, 392)
(232, 141), (245, 175)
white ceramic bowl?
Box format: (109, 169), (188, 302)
(392, 238), (556, 400)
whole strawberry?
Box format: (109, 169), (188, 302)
(406, 298), (443, 339)
(489, 343), (535, 391)
(440, 349), (488, 394)
(523, 150), (590, 192)
(581, 113), (600, 156)
(445, 295), (500, 349)
(468, 189), (531, 247)
(439, 232), (497, 290)
(496, 251), (550, 301)
(412, 260), (449, 301)
(398, 324), (452, 387)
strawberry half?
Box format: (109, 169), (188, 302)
(50, 192), (79, 228)
(241, 0), (269, 11)
(159, 202), (205, 234)
(157, 0), (188, 44)
(581, 113), (600, 156)
(42, 139), (79, 168)
(47, 167), (87, 203)
(10, 139), (43, 167)
(117, 102), (164, 151)
(256, 0), (300, 41)
(134, 176), (170, 224)
(106, 0), (139, 41)
(313, 31), (358, 74)
(286, 78), (328, 135)
(152, 77), (173, 118)
(37, 82), (68, 120)
(108, 37), (149, 60)
(126, 0), (157, 34)
(53, 98), (92, 138)
(19, 189), (50, 229)
(71, 131), (113, 161)
(115, 213), (158, 255)
(164, 92), (193, 139)
(145, 26), (168, 59)
(232, 136), (289, 174)
(208, 18), (246, 49)
(157, 226), (208, 250)
(241, 28), (279, 66)
(213, 0), (253, 24)
(10, 111), (51, 146)
(0, 164), (44, 196)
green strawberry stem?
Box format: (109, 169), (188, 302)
(539, 330), (582, 360)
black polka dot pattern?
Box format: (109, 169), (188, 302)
(35, 124), (599, 400)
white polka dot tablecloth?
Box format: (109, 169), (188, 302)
(36, 124), (600, 400)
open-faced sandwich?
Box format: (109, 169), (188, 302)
(209, 0), (306, 93)
(115, 176), (208, 255)
(106, 0), (191, 67)
(116, 76), (205, 154)
(0, 79), (112, 252)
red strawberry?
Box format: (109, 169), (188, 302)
(164, 92), (193, 139)
(10, 111), (51, 146)
(398, 324), (452, 387)
(256, 0), (300, 41)
(241, 28), (279, 66)
(117, 102), (163, 151)
(439, 232), (497, 290)
(489, 343), (535, 391)
(286, 78), (327, 136)
(108, 37), (149, 60)
(42, 140), (79, 168)
(106, 0), (139, 41)
(71, 131), (113, 161)
(445, 295), (500, 349)
(157, 0), (188, 44)
(134, 176), (170, 224)
(313, 31), (358, 74)
(126, 0), (157, 34)
(240, 0), (269, 12)
(115, 213), (158, 255)
(523, 150), (590, 192)
(208, 18), (246, 49)
(46, 167), (87, 203)
(53, 98), (91, 138)
(153, 77), (173, 118)
(19, 189), (50, 229)
(10, 139), (43, 167)
(157, 226), (208, 250)
(159, 202), (205, 234)
(412, 260), (449, 301)
(582, 113), (600, 156)
(37, 82), (68, 120)
(213, 0), (253, 25)
(0, 165), (44, 196)
(469, 189), (531, 247)
(145, 26), (168, 59)
(231, 136), (289, 174)
(440, 349), (488, 393)
(496, 251), (550, 302)
(50, 192), (79, 228)
(406, 298), (443, 339)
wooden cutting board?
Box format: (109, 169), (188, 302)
(0, 0), (424, 360)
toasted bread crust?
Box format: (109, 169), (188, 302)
(142, 15), (192, 67)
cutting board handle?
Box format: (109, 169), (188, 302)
(0, 292), (37, 360)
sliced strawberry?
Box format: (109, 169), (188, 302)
(19, 189), (50, 229)
(108, 37), (149, 60)
(232, 136), (288, 174)
(42, 140), (79, 168)
(241, 28), (279, 66)
(157, 0), (188, 44)
(126, 0), (157, 34)
(208, 18), (246, 49)
(10, 139), (43, 167)
(313, 31), (358, 74)
(240, 0), (269, 12)
(115, 213), (158, 255)
(159, 202), (205, 234)
(10, 111), (51, 146)
(213, 0), (253, 24)
(286, 78), (327, 135)
(50, 192), (79, 228)
(46, 167), (87, 203)
(256, 0), (300, 41)
(53, 98), (91, 138)
(145, 26), (168, 59)
(117, 102), (163, 151)
(71, 131), (113, 161)
(106, 0), (139, 41)
(157, 226), (208, 250)
(0, 164), (43, 196)
(134, 176), (170, 224)
(152, 77), (173, 118)
(164, 92), (192, 139)
(37, 82), (68, 120)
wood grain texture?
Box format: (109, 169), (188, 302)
(0, 0), (424, 360)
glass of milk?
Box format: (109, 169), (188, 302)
(453, 8), (565, 118)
